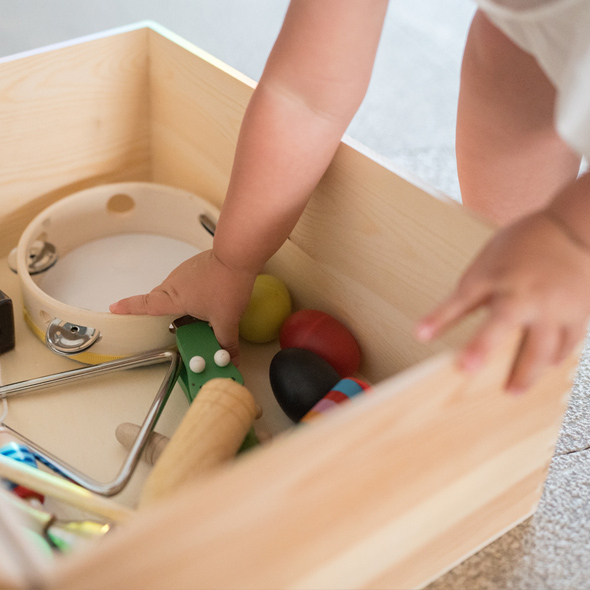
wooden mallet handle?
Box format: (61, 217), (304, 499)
(139, 378), (259, 508)
(115, 423), (170, 465)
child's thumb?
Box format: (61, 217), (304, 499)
(109, 290), (177, 316)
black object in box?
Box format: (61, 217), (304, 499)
(0, 290), (15, 354)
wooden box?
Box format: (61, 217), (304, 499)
(0, 22), (576, 589)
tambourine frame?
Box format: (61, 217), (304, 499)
(15, 182), (218, 364)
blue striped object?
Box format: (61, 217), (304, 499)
(0, 442), (38, 489)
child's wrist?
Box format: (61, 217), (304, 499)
(210, 248), (260, 280)
(542, 172), (590, 254)
(541, 208), (590, 254)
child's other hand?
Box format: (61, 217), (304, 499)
(416, 211), (590, 393)
(109, 250), (257, 366)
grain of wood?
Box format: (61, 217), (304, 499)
(0, 22), (577, 590)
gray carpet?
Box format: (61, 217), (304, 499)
(1, 1), (589, 587)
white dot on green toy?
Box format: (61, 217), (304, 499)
(189, 355), (206, 373)
(239, 274), (292, 343)
(214, 349), (231, 367)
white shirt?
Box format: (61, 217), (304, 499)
(475, 0), (590, 160)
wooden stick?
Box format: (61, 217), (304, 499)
(0, 489), (52, 589)
(139, 378), (259, 508)
(0, 487), (53, 533)
(115, 423), (169, 466)
(0, 455), (134, 523)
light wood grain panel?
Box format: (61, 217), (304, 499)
(265, 233), (489, 382)
(49, 336), (576, 590)
(0, 28), (151, 255)
(373, 467), (543, 589)
(290, 142), (496, 344)
(148, 28), (254, 207)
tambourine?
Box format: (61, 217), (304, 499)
(12, 182), (218, 364)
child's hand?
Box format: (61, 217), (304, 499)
(416, 211), (590, 393)
(109, 250), (257, 366)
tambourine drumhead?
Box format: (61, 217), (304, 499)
(16, 182), (218, 364)
(37, 234), (200, 313)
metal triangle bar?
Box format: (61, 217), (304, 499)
(0, 349), (181, 497)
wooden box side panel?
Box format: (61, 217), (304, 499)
(148, 27), (255, 208)
(263, 150), (497, 380)
(0, 28), (152, 256)
(284, 145), (496, 376)
(266, 224), (489, 384)
(50, 341), (574, 590)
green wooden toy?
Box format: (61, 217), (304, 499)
(172, 316), (244, 403)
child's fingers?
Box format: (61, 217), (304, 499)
(456, 302), (521, 373)
(109, 290), (176, 316)
(554, 324), (586, 365)
(416, 281), (489, 342)
(505, 325), (560, 394)
(109, 296), (144, 315)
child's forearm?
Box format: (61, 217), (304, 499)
(110, 0), (389, 363)
(544, 171), (590, 252)
(212, 0), (389, 275)
(212, 82), (351, 275)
